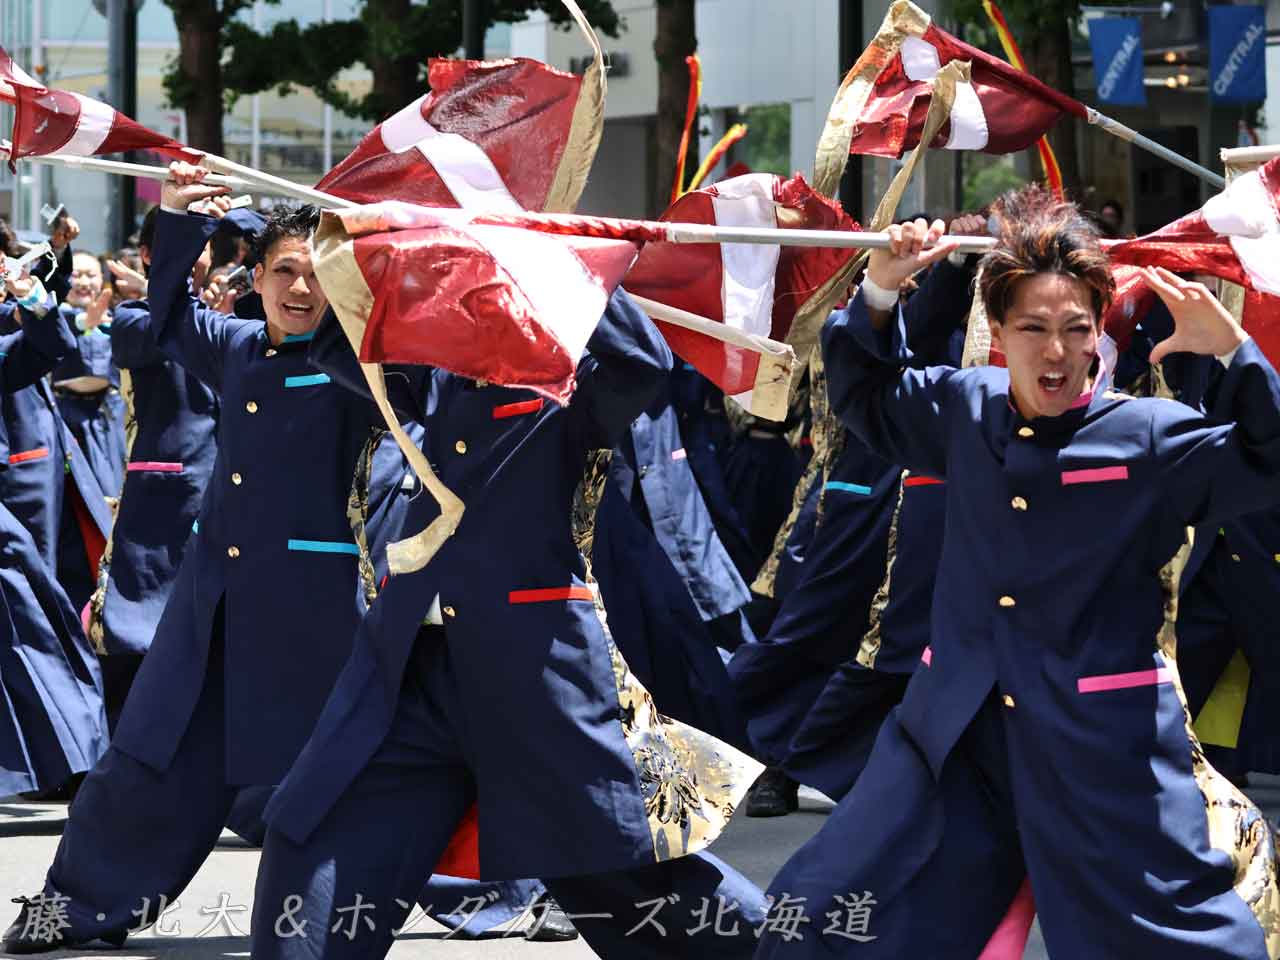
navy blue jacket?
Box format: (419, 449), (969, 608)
(268, 291), (760, 880)
(111, 210), (383, 786)
(609, 397), (750, 621)
(0, 299), (111, 586)
(92, 299), (220, 656)
(825, 287), (1280, 781)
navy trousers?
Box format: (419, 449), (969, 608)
(228, 784), (552, 936)
(44, 626), (241, 940)
(251, 635), (767, 959)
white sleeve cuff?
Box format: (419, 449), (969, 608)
(860, 276), (900, 312)
(1218, 337), (1249, 368)
(159, 203), (189, 216)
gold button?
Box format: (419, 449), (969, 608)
(265, 349), (278, 358)
(1002, 694), (1016, 708)
(454, 440), (467, 455)
(443, 605), (456, 618)
(1011, 496), (1028, 511)
(1232, 553), (1242, 563)
(227, 546), (240, 559)
(1017, 427), (1034, 438)
(231, 472), (243, 485)
(246, 401), (259, 414)
(1274, 554), (1280, 564)
(998, 595), (1016, 608)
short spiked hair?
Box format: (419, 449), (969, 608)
(251, 204), (321, 264)
(979, 185), (1115, 326)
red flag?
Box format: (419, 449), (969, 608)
(313, 202), (637, 404)
(1106, 156), (1280, 361)
(0, 46), (196, 170)
(317, 57), (592, 214)
(837, 0), (1087, 159)
(624, 173), (862, 419)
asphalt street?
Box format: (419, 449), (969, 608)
(3, 778), (1279, 958)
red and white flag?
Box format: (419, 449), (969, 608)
(312, 201), (637, 403)
(623, 173), (862, 419)
(1106, 156), (1280, 361)
(317, 57), (596, 214)
(0, 46), (196, 170)
(828, 0), (1087, 160)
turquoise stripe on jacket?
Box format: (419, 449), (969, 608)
(287, 539), (360, 556)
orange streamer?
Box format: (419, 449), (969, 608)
(982, 0), (1065, 198)
(672, 54), (703, 203)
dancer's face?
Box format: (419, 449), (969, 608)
(990, 272), (1099, 421)
(254, 237), (327, 343)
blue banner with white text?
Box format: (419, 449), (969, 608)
(1089, 17), (1146, 106)
(1210, 5), (1266, 102)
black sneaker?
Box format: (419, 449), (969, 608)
(523, 896), (579, 942)
(2, 896), (126, 954)
(744, 767), (800, 818)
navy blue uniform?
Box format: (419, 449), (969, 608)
(0, 303), (112, 612)
(51, 317), (126, 498)
(758, 290), (1280, 958)
(30, 209), (384, 945)
(0, 297), (107, 795)
(252, 291), (765, 959)
(85, 298), (219, 724)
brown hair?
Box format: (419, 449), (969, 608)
(979, 185), (1114, 325)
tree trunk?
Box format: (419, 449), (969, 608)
(653, 0), (697, 215)
(172, 1), (225, 155)
(364, 0), (424, 121)
(1023, 4), (1082, 198)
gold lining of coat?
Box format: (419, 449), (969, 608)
(1159, 538), (1280, 953)
(855, 469), (907, 670)
(571, 449), (763, 861)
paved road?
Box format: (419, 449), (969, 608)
(3, 778), (1279, 958)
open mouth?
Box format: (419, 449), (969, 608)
(1038, 371), (1066, 394)
(282, 302), (313, 318)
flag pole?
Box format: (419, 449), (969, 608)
(1086, 108), (1225, 189)
(10, 153), (1001, 252)
(199, 153), (354, 209)
(624, 290), (799, 357)
(4, 150), (257, 191)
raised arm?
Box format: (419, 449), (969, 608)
(823, 218), (962, 478)
(0, 275), (76, 391)
(569, 287), (674, 452)
(145, 165), (263, 391)
(1140, 267), (1280, 524)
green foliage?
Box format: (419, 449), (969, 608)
(736, 103), (791, 176)
(217, 0), (623, 123)
(946, 0), (1079, 38)
(963, 156), (1026, 209)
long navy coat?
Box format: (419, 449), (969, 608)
(812, 289), (1280, 956)
(266, 291), (760, 881)
(0, 302), (111, 611)
(0, 306), (108, 794)
(90, 299), (220, 657)
(110, 210), (382, 787)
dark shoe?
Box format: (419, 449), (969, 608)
(524, 897), (579, 942)
(745, 767), (799, 817)
(3, 896), (126, 954)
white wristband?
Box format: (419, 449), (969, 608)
(860, 276), (900, 312)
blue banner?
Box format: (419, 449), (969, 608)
(1210, 5), (1266, 102)
(1089, 17), (1146, 106)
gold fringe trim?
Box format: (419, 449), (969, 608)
(855, 469), (907, 669)
(544, 0), (606, 214)
(1160, 539), (1280, 954)
(311, 212), (464, 576)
